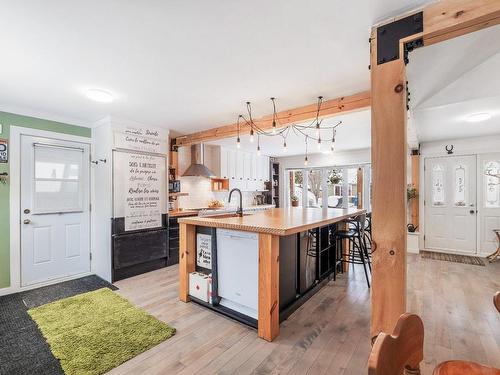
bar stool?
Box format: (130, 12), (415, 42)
(363, 212), (372, 255)
(334, 214), (371, 288)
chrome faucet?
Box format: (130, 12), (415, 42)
(228, 188), (243, 217)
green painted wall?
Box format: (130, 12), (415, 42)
(0, 111), (91, 289)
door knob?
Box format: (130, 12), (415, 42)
(23, 219), (31, 224)
(469, 210), (475, 214)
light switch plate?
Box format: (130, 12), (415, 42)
(0, 123), (3, 134)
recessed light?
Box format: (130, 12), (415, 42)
(85, 88), (114, 103)
(466, 112), (491, 123)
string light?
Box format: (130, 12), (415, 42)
(236, 97), (342, 157)
(304, 136), (309, 165)
(271, 97), (277, 134)
(236, 115), (241, 148)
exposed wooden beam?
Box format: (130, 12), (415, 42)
(174, 91), (371, 146)
(370, 0), (500, 338)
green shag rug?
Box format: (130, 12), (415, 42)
(28, 288), (176, 375)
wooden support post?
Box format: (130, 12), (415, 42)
(357, 167), (364, 209)
(258, 233), (280, 341)
(369, 0), (500, 339)
(411, 154), (420, 227)
(179, 223), (196, 302)
(370, 47), (407, 338)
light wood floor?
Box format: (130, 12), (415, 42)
(108, 255), (500, 375)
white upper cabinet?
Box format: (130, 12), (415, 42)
(219, 147), (228, 179)
(227, 149), (237, 180)
(210, 146), (269, 191)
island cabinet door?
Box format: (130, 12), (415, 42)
(258, 233), (280, 342)
(279, 234), (298, 310)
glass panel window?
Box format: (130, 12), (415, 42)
(307, 169), (323, 207)
(326, 168), (343, 208)
(33, 144), (84, 213)
(287, 170), (303, 207)
(432, 164), (445, 206)
(346, 168), (359, 208)
(484, 161), (500, 208)
(454, 165), (466, 206)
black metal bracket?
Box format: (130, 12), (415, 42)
(376, 12), (423, 65)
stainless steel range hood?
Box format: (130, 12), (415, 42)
(182, 143), (215, 178)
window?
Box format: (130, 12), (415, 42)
(432, 164), (445, 206)
(285, 164), (370, 210)
(326, 168), (343, 208)
(454, 165), (466, 206)
(307, 169), (323, 207)
(484, 161), (500, 208)
(33, 144), (84, 213)
(287, 170), (303, 207)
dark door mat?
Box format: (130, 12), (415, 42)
(420, 250), (485, 266)
(20, 275), (118, 309)
(0, 294), (64, 375)
(0, 275), (117, 375)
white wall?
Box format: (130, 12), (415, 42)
(420, 134), (500, 157)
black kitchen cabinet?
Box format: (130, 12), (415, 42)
(167, 216), (180, 266)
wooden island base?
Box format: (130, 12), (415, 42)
(178, 207), (364, 341)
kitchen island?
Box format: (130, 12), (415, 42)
(178, 207), (365, 341)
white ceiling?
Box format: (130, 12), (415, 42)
(0, 0), (432, 132)
(407, 24), (500, 143)
(207, 109), (371, 157)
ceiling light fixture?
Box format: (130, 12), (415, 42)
(466, 112), (492, 123)
(85, 88), (114, 103)
(237, 96), (342, 157)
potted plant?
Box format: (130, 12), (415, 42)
(407, 184), (418, 201)
(291, 194), (299, 207)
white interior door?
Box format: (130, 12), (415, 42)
(479, 153), (500, 255)
(20, 135), (91, 286)
(424, 155), (477, 254)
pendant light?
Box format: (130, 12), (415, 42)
(271, 97), (277, 134)
(236, 115), (241, 148)
(304, 136), (309, 165)
(236, 96), (342, 158)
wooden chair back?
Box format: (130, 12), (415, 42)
(368, 313), (424, 375)
(495, 292), (500, 314)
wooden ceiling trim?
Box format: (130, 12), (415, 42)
(174, 90), (370, 146)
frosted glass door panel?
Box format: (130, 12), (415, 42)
(33, 145), (84, 214)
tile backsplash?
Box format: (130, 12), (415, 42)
(178, 176), (259, 208)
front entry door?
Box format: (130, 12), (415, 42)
(424, 155), (477, 254)
(20, 135), (91, 286)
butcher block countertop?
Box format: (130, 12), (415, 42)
(168, 210), (199, 218)
(178, 207), (366, 236)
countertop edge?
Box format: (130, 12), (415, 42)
(178, 209), (365, 236)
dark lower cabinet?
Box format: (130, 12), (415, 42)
(167, 217), (180, 266)
(167, 214), (198, 266)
